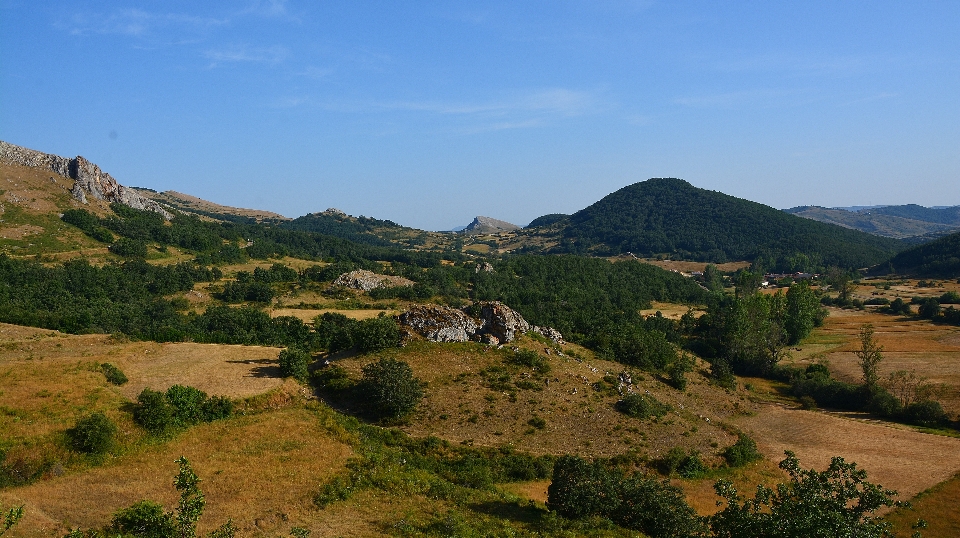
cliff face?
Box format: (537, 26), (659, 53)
(462, 216), (520, 234)
(0, 141), (173, 219)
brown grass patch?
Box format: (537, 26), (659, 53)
(0, 406), (352, 537)
(638, 259), (751, 273)
(270, 308), (396, 323)
(0, 225), (44, 240)
(736, 405), (960, 502)
(638, 302), (701, 320)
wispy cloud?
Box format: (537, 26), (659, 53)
(65, 9), (226, 38)
(204, 44), (288, 64)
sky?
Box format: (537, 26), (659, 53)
(2, 1), (959, 230)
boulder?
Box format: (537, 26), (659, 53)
(477, 301), (530, 343)
(332, 270), (415, 291)
(531, 325), (565, 344)
(397, 305), (479, 343)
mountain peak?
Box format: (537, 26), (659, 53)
(462, 216), (520, 234)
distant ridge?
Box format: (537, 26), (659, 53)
(133, 188), (288, 222)
(462, 216), (520, 234)
(785, 204), (960, 239)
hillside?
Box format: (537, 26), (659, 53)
(784, 205), (959, 239)
(132, 188), (288, 222)
(461, 216), (520, 234)
(880, 229), (960, 276)
(540, 178), (905, 270)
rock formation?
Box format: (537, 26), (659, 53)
(331, 270), (415, 291)
(397, 300), (563, 345)
(462, 216), (520, 234)
(0, 140), (173, 219)
(397, 304), (480, 343)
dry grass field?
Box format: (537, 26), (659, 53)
(887, 472), (960, 538)
(269, 308), (396, 324)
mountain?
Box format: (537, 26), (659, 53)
(880, 229), (960, 276)
(461, 216), (520, 234)
(525, 213), (569, 228)
(784, 206), (959, 239)
(539, 177), (905, 270)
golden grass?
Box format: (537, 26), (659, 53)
(0, 405), (352, 537)
(638, 302), (701, 320)
(886, 472), (960, 538)
(269, 308), (396, 323)
(330, 338), (747, 461)
(736, 405), (960, 503)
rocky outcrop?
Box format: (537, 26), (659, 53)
(477, 301), (530, 343)
(397, 300), (563, 345)
(462, 216), (520, 235)
(331, 270), (415, 291)
(397, 305), (480, 343)
(0, 140), (173, 219)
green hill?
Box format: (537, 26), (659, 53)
(546, 178), (904, 270)
(882, 230), (960, 276)
(870, 204), (960, 225)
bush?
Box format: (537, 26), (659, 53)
(666, 353), (694, 390)
(278, 348), (310, 382)
(353, 316), (401, 354)
(510, 349), (551, 374)
(200, 396), (234, 422)
(360, 358), (424, 419)
(67, 412), (117, 455)
(710, 359), (736, 390)
(112, 500), (175, 538)
(903, 400), (948, 426)
(314, 312), (357, 352)
(134, 388), (174, 433)
(165, 385), (207, 426)
(722, 433), (762, 467)
(657, 447), (707, 478)
(101, 363), (128, 385)
(616, 393), (671, 420)
(109, 238), (148, 258)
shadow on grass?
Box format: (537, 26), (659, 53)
(467, 500), (545, 525)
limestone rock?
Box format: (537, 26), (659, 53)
(397, 305), (479, 343)
(475, 262), (495, 273)
(0, 140), (173, 219)
(531, 325), (565, 344)
(331, 269), (415, 291)
(462, 216), (520, 235)
(476, 301), (530, 343)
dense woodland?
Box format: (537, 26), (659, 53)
(544, 178), (904, 271)
(883, 230), (960, 276)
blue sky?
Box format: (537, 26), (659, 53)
(2, 1), (959, 230)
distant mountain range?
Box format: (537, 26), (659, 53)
(785, 205), (960, 240)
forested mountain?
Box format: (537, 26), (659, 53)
(542, 178), (905, 270)
(881, 230), (960, 276)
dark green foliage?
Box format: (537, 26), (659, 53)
(547, 455), (703, 538)
(657, 447), (708, 478)
(616, 393), (671, 419)
(67, 412), (116, 455)
(359, 358), (424, 419)
(885, 297), (912, 315)
(666, 352), (694, 390)
(605, 326), (678, 370)
(278, 347), (311, 382)
(112, 500), (175, 538)
(133, 386), (232, 433)
(133, 388), (174, 433)
(509, 349), (551, 374)
(525, 213), (569, 228)
(553, 178), (903, 270)
(215, 280), (275, 303)
(722, 434), (762, 467)
(109, 237), (148, 258)
(313, 312), (358, 352)
(918, 297), (942, 319)
(100, 363), (128, 385)
(710, 359), (736, 390)
(784, 281), (822, 344)
(527, 416), (547, 429)
(352, 316), (401, 354)
(903, 399), (948, 426)
(313, 364), (354, 391)
(883, 229), (960, 276)
(941, 291), (960, 304)
(709, 451), (900, 538)
(280, 212), (401, 247)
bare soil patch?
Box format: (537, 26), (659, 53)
(737, 405), (960, 502)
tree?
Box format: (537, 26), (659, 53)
(352, 315), (401, 354)
(278, 347), (310, 382)
(710, 452), (902, 538)
(855, 324), (884, 389)
(360, 358), (424, 419)
(784, 281), (823, 345)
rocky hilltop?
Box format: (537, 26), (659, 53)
(0, 141), (172, 219)
(462, 216), (520, 234)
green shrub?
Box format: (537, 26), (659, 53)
(100, 363), (128, 385)
(798, 395), (818, 410)
(314, 365), (354, 391)
(510, 349), (551, 374)
(903, 400), (948, 426)
(165, 385), (207, 426)
(722, 433), (762, 467)
(200, 396), (233, 422)
(658, 447), (707, 478)
(528, 416), (547, 429)
(666, 353), (694, 391)
(710, 359), (736, 390)
(67, 412), (117, 455)
(353, 316), (401, 354)
(134, 388), (174, 433)
(112, 500), (175, 538)
(109, 238), (148, 258)
(360, 358), (424, 419)
(278, 348), (310, 382)
(616, 393), (671, 420)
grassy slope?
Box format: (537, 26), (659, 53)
(785, 206), (958, 239)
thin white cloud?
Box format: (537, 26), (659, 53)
(204, 44), (288, 64)
(65, 9), (227, 38)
